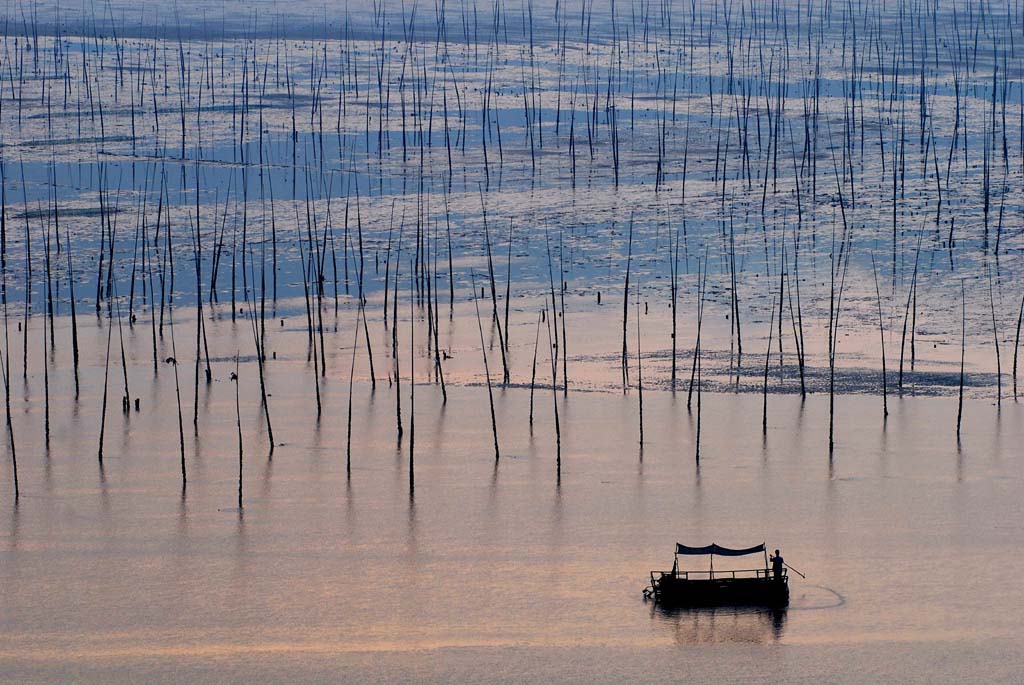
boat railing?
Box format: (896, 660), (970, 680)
(651, 567), (786, 583)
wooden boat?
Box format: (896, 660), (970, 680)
(645, 543), (789, 607)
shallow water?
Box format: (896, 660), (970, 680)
(1, 309), (1022, 682)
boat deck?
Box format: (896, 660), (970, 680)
(648, 568), (789, 607)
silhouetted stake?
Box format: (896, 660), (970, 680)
(169, 315), (186, 490)
(957, 281), (966, 438)
(559, 231), (568, 395)
(113, 288), (130, 412)
(669, 223), (679, 389)
(189, 180), (212, 434)
(429, 223), (447, 403)
(97, 312), (113, 465)
(479, 191), (508, 383)
(785, 241), (806, 394)
(636, 295), (644, 448)
(545, 230), (560, 388)
(688, 253), (708, 411)
(247, 299), (274, 457)
(871, 256), (888, 417)
(695, 297), (702, 465)
(785, 137), (807, 399)
(393, 229), (403, 442)
(1014, 292), (1024, 401)
(828, 212), (852, 455)
(898, 236), (923, 394)
(346, 304), (362, 478)
(910, 281), (917, 375)
(727, 215), (743, 371)
(621, 216), (633, 390)
(988, 266), (1002, 406)
(545, 305), (561, 476)
(66, 229), (80, 397)
(21, 204), (30, 382)
(0, 159), (6, 310)
(409, 267), (415, 492)
(44, 214), (54, 350)
(95, 168), (107, 314)
(472, 270), (499, 461)
(773, 240), (784, 366)
(0, 344), (17, 500)
(355, 192), (376, 389)
(444, 193), (454, 318)
(383, 203), (396, 328)
(234, 354), (242, 509)
(763, 295), (776, 436)
(296, 218), (321, 415)
(529, 311), (541, 429)
(311, 295), (322, 418)
(42, 296), (49, 447)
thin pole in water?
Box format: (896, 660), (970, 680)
(471, 270), (499, 461)
(957, 280), (966, 439)
(234, 353), (242, 510)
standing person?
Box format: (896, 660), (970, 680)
(770, 549), (785, 580)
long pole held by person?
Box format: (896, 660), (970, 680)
(785, 562), (806, 579)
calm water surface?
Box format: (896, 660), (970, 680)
(1, 313), (1021, 681)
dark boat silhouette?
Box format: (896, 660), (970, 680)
(645, 543), (789, 608)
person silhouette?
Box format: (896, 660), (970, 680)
(770, 549), (784, 580)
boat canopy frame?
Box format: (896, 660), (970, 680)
(673, 543), (770, 575)
(675, 543), (766, 557)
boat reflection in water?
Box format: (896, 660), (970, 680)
(651, 604), (788, 645)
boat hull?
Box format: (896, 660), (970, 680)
(652, 576), (789, 608)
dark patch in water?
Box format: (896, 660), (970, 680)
(15, 206), (121, 220)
